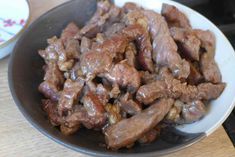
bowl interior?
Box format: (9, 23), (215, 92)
(9, 0), (235, 156)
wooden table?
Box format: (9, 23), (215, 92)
(0, 0), (234, 156)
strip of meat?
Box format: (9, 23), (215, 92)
(58, 79), (84, 115)
(124, 43), (137, 67)
(61, 22), (79, 45)
(122, 10), (153, 72)
(77, 0), (122, 38)
(42, 99), (63, 126)
(105, 98), (174, 149)
(76, 0), (111, 38)
(80, 36), (92, 54)
(161, 3), (191, 29)
(194, 29), (221, 83)
(103, 60), (141, 93)
(170, 27), (201, 61)
(143, 10), (190, 78)
(136, 69), (225, 104)
(200, 53), (221, 83)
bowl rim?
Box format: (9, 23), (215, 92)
(7, 0), (234, 156)
(0, 0), (31, 48)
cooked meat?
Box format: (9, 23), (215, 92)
(109, 83), (121, 98)
(38, 2), (225, 150)
(39, 82), (61, 102)
(83, 91), (105, 115)
(105, 103), (122, 125)
(119, 92), (142, 115)
(38, 36), (60, 63)
(165, 100), (183, 123)
(104, 23), (125, 38)
(161, 3), (191, 29)
(80, 51), (113, 76)
(61, 22), (79, 45)
(96, 83), (110, 104)
(58, 79), (84, 115)
(200, 52), (221, 84)
(125, 43), (137, 67)
(123, 2), (140, 13)
(103, 60), (141, 93)
(182, 100), (206, 123)
(60, 123), (80, 135)
(80, 37), (92, 54)
(138, 129), (159, 144)
(136, 69), (225, 104)
(38, 63), (64, 101)
(170, 27), (201, 61)
(165, 100), (206, 124)
(139, 71), (158, 84)
(76, 0), (111, 38)
(193, 29), (221, 83)
(65, 39), (80, 59)
(187, 62), (204, 85)
(77, 0), (121, 38)
(193, 29), (215, 56)
(105, 98), (174, 149)
(42, 99), (63, 126)
(98, 24), (154, 72)
(143, 10), (190, 78)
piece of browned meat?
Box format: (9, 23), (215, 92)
(103, 60), (141, 93)
(104, 23), (125, 38)
(181, 100), (206, 123)
(58, 79), (84, 115)
(80, 36), (92, 54)
(105, 98), (174, 149)
(143, 10), (190, 78)
(161, 3), (191, 29)
(165, 100), (206, 124)
(124, 43), (137, 67)
(64, 91), (107, 130)
(38, 63), (64, 101)
(77, 0), (121, 38)
(61, 22), (79, 45)
(99, 24), (154, 71)
(119, 92), (142, 115)
(136, 69), (225, 104)
(200, 53), (221, 83)
(193, 29), (215, 56)
(80, 51), (113, 76)
(105, 103), (122, 125)
(187, 62), (204, 85)
(170, 27), (201, 61)
(65, 39), (80, 59)
(82, 91), (107, 128)
(139, 71), (158, 84)
(193, 29), (221, 83)
(138, 129), (159, 144)
(42, 99), (63, 126)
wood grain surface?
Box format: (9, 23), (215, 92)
(0, 0), (234, 156)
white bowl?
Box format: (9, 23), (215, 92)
(116, 0), (235, 137)
(0, 0), (30, 59)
